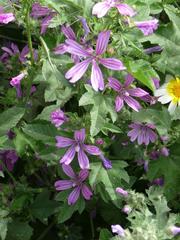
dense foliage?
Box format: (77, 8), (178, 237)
(0, 0), (180, 239)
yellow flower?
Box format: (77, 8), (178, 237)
(155, 77), (180, 114)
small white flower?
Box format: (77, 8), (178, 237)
(155, 77), (180, 114)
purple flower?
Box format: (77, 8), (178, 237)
(50, 109), (68, 128)
(152, 78), (160, 89)
(144, 46), (162, 54)
(116, 187), (128, 197)
(79, 17), (90, 38)
(65, 30), (126, 91)
(56, 129), (101, 169)
(151, 177), (164, 186)
(135, 19), (159, 36)
(1, 43), (37, 64)
(160, 147), (169, 157)
(92, 0), (136, 18)
(10, 72), (26, 98)
(54, 25), (80, 63)
(31, 3), (52, 18)
(150, 150), (160, 160)
(99, 154), (112, 169)
(31, 3), (55, 34)
(54, 164), (92, 205)
(108, 74), (148, 112)
(0, 12), (15, 24)
(160, 135), (169, 143)
(111, 224), (125, 237)
(0, 150), (18, 172)
(170, 226), (180, 236)
(40, 13), (55, 34)
(128, 122), (158, 145)
(122, 205), (132, 214)
(95, 138), (104, 145)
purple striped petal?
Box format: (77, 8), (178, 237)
(91, 60), (104, 91)
(81, 184), (93, 200)
(68, 186), (81, 205)
(56, 136), (74, 148)
(61, 25), (76, 40)
(116, 4), (136, 17)
(2, 47), (14, 56)
(92, 2), (111, 18)
(0, 13), (15, 24)
(127, 129), (139, 142)
(84, 145), (101, 156)
(128, 88), (148, 97)
(40, 14), (54, 34)
(124, 96), (141, 112)
(99, 58), (126, 70)
(115, 96), (124, 112)
(74, 129), (86, 142)
(124, 74), (134, 87)
(65, 58), (91, 83)
(96, 30), (111, 55)
(54, 180), (73, 190)
(54, 43), (68, 55)
(65, 39), (91, 57)
(78, 149), (89, 169)
(135, 19), (159, 36)
(108, 77), (122, 92)
(79, 169), (89, 181)
(62, 164), (76, 178)
(60, 146), (76, 165)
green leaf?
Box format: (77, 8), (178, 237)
(90, 105), (106, 137)
(0, 210), (9, 240)
(79, 85), (117, 136)
(99, 229), (113, 240)
(22, 121), (58, 142)
(127, 60), (157, 91)
(6, 221), (33, 240)
(90, 162), (129, 204)
(103, 123), (121, 134)
(143, 5), (180, 75)
(57, 197), (85, 223)
(30, 190), (58, 223)
(0, 107), (25, 135)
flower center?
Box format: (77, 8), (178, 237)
(167, 78), (180, 101)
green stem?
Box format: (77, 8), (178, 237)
(36, 221), (55, 240)
(0, 159), (16, 183)
(90, 213), (95, 240)
(26, 6), (34, 66)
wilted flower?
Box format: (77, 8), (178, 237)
(0, 43), (37, 64)
(31, 2), (55, 34)
(116, 187), (128, 197)
(10, 72), (26, 98)
(65, 30), (126, 91)
(111, 224), (125, 237)
(155, 77), (180, 115)
(170, 226), (180, 236)
(108, 74), (148, 112)
(151, 177), (164, 186)
(55, 164), (92, 205)
(0, 9), (15, 24)
(0, 150), (18, 172)
(128, 122), (157, 145)
(144, 45), (162, 55)
(92, 0), (136, 18)
(160, 147), (169, 157)
(135, 19), (159, 36)
(95, 138), (104, 145)
(122, 205), (132, 214)
(50, 109), (68, 128)
(99, 154), (112, 169)
(56, 129), (101, 169)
